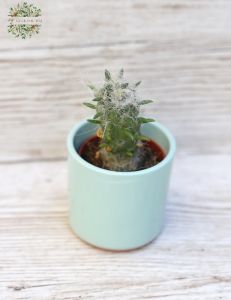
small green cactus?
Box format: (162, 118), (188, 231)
(83, 69), (155, 171)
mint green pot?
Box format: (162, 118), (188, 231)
(67, 121), (176, 251)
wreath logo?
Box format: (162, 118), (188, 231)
(8, 2), (42, 39)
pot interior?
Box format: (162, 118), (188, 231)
(73, 122), (171, 157)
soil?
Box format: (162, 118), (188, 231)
(78, 135), (166, 171)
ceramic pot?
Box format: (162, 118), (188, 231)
(67, 120), (176, 250)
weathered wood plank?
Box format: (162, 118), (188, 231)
(0, 155), (230, 299)
(0, 1), (230, 299)
(1, 39), (231, 161)
(0, 0), (231, 161)
(0, 0), (231, 49)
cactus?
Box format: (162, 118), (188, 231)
(83, 69), (155, 171)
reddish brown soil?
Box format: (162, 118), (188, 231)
(78, 135), (165, 171)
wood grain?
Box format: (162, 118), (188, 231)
(0, 0), (231, 161)
(0, 155), (231, 299)
(0, 0), (231, 299)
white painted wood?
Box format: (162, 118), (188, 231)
(0, 0), (231, 161)
(0, 1), (231, 299)
(0, 155), (231, 299)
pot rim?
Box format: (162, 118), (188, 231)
(67, 120), (176, 177)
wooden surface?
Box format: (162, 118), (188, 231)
(0, 0), (231, 299)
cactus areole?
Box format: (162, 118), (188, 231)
(79, 69), (165, 172)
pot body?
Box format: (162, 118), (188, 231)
(67, 121), (176, 250)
